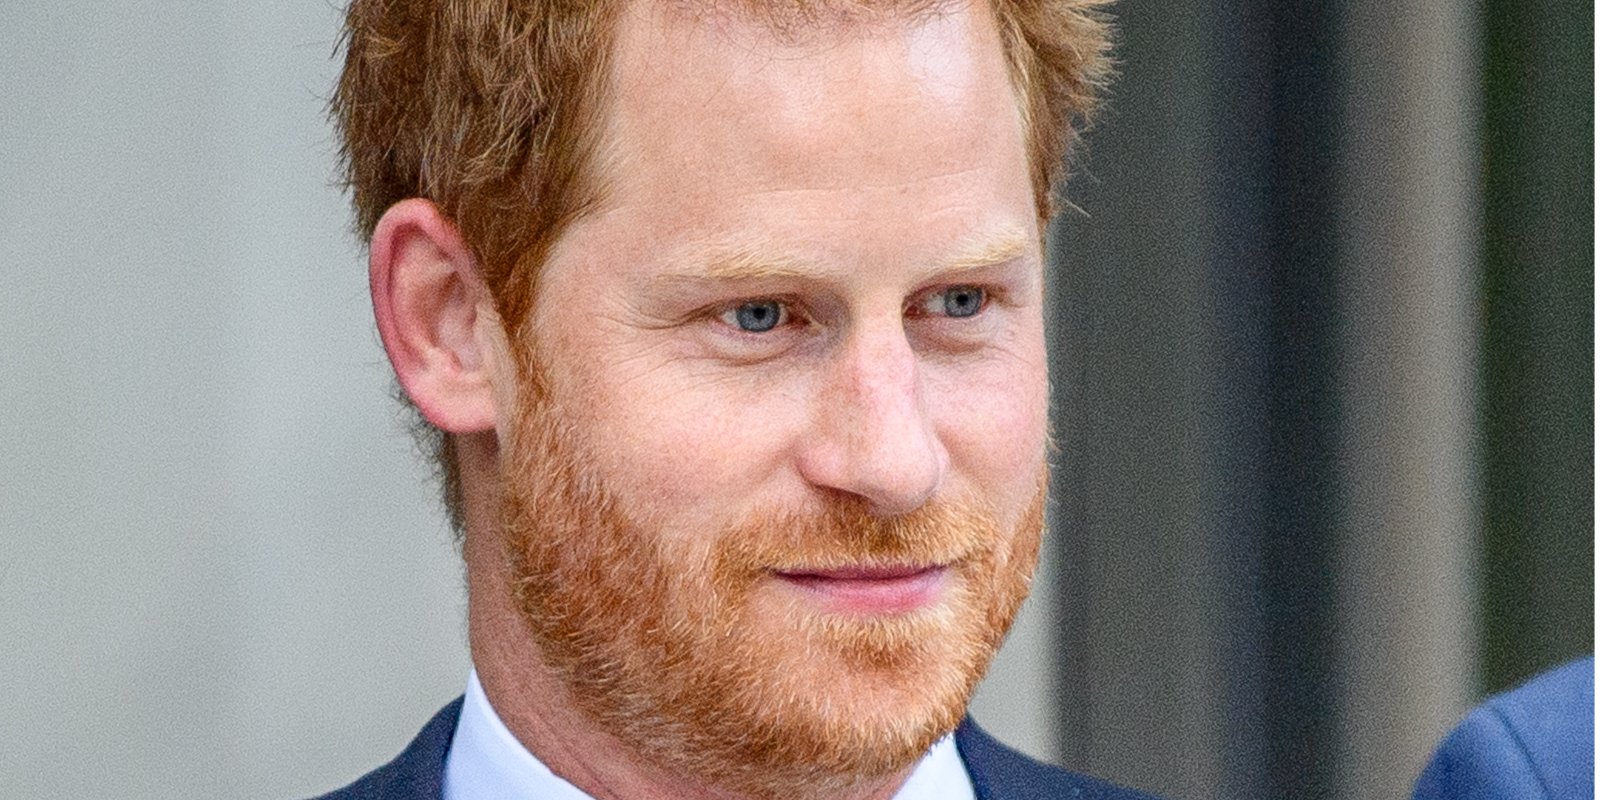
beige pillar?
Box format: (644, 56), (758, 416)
(1335, 1), (1481, 796)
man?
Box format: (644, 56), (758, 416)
(320, 0), (1155, 798)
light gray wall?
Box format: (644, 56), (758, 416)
(5, 4), (464, 797)
(0, 4), (1058, 797)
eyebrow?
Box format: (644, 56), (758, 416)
(658, 229), (1032, 285)
(696, 247), (819, 282)
(938, 233), (1029, 273)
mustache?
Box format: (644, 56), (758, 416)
(711, 494), (1002, 576)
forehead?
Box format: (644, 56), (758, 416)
(655, 0), (954, 38)
(593, 0), (1029, 217)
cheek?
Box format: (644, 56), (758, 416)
(563, 360), (809, 517)
(926, 346), (1048, 498)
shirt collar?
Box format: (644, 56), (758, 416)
(444, 670), (977, 800)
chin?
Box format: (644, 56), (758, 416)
(684, 566), (1020, 782)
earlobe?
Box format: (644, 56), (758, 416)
(369, 198), (501, 433)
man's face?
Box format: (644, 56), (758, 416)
(500, 1), (1047, 795)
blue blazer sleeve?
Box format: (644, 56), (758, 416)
(1412, 657), (1594, 800)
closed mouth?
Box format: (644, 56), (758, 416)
(770, 564), (951, 614)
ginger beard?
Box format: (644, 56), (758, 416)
(500, 360), (1047, 797)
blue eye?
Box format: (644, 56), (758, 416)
(724, 300), (786, 332)
(942, 286), (985, 317)
(916, 286), (987, 318)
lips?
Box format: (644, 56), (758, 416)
(772, 564), (949, 614)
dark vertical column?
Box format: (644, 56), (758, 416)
(1479, 0), (1594, 694)
(1257, 3), (1345, 798)
(1206, 1), (1348, 796)
(1205, 1), (1275, 797)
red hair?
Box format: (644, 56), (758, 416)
(331, 0), (1113, 532)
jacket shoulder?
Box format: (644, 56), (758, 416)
(955, 718), (1164, 800)
(1412, 657), (1594, 800)
(308, 698), (463, 800)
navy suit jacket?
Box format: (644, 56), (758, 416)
(1413, 657), (1594, 800)
(314, 699), (1160, 800)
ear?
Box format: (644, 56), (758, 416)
(369, 198), (501, 433)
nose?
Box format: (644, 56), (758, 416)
(795, 320), (948, 515)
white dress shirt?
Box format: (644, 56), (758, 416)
(444, 670), (977, 800)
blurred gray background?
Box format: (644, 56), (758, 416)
(1, 2), (1590, 799)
